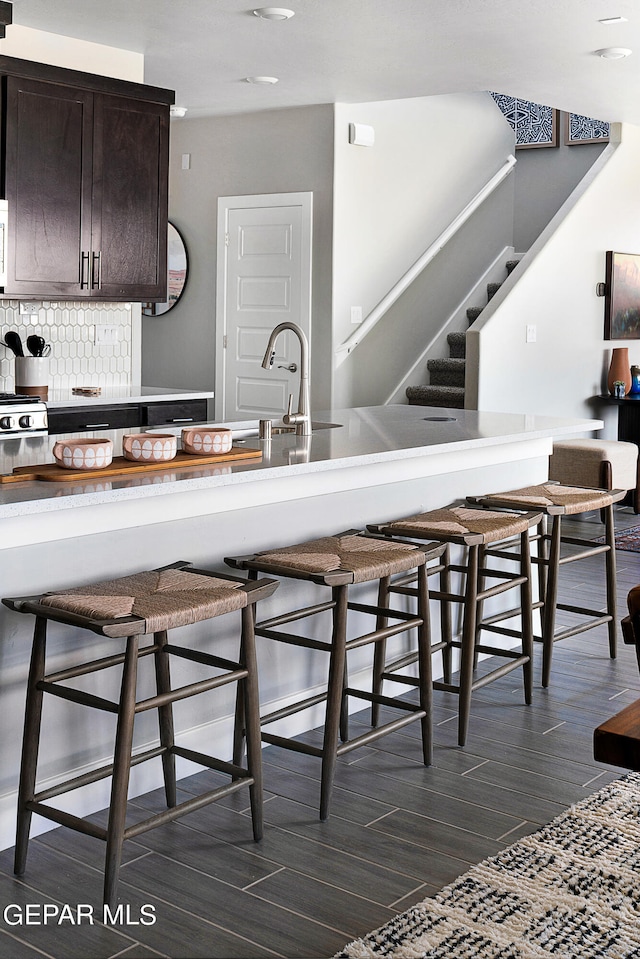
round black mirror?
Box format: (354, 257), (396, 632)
(142, 222), (188, 316)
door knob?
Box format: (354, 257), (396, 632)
(277, 363), (298, 373)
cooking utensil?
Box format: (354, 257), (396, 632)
(4, 331), (24, 356)
(26, 334), (46, 357)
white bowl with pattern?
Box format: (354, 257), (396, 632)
(52, 437), (113, 470)
(123, 433), (177, 463)
(181, 426), (233, 456)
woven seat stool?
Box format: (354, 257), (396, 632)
(225, 530), (445, 820)
(368, 505), (543, 747)
(549, 439), (639, 514)
(2, 561), (277, 909)
(471, 483), (626, 687)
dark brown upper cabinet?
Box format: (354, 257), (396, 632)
(1, 58), (173, 301)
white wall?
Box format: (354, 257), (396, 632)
(513, 114), (607, 253)
(143, 106), (335, 410)
(331, 93), (515, 407)
(468, 123), (640, 438)
(0, 25), (143, 81)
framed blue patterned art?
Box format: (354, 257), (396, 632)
(565, 113), (610, 145)
(490, 93), (559, 149)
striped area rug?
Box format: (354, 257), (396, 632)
(611, 526), (640, 553)
(335, 773), (640, 959)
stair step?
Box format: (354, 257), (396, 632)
(406, 385), (465, 409)
(427, 357), (465, 387)
(506, 259), (520, 275)
(447, 331), (466, 358)
(466, 306), (483, 324)
(487, 281), (501, 300)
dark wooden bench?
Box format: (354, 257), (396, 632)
(594, 698), (640, 771)
(593, 585), (640, 770)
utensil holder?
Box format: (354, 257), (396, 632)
(15, 356), (49, 399)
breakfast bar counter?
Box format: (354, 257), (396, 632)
(0, 404), (601, 847)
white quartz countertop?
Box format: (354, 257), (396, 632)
(45, 386), (213, 408)
(0, 405), (602, 519)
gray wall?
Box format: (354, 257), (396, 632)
(513, 114), (607, 252)
(142, 104), (335, 410)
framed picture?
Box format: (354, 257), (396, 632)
(604, 251), (640, 339)
(565, 113), (610, 146)
(490, 94), (559, 149)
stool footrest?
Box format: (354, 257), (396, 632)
(37, 680), (119, 713)
(256, 626), (332, 652)
(257, 599), (335, 631)
(171, 744), (250, 780)
(345, 616), (423, 652)
(25, 801), (107, 840)
(261, 732), (323, 757)
(335, 710), (427, 755)
(136, 668), (248, 713)
(261, 691), (328, 726)
(124, 778), (256, 841)
(34, 745), (166, 803)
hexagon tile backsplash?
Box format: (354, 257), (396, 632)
(0, 302), (133, 392)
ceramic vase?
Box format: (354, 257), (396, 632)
(607, 347), (632, 395)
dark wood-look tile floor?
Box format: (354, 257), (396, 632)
(1, 508), (639, 958)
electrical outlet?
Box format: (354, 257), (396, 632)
(526, 324), (537, 343)
(351, 306), (363, 325)
(93, 325), (120, 345)
(19, 302), (39, 315)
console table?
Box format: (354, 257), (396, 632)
(599, 394), (640, 446)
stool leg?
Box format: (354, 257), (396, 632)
(241, 604), (264, 841)
(104, 635), (139, 911)
(371, 576), (390, 727)
(232, 673), (246, 769)
(15, 616), (47, 877)
(542, 516), (561, 688)
(520, 529), (534, 705)
(153, 630), (176, 808)
(604, 503), (618, 660)
(320, 585), (348, 821)
(440, 544), (452, 683)
(415, 564), (433, 765)
(458, 545), (479, 746)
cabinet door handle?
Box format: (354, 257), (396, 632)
(169, 417), (194, 423)
(83, 422), (110, 429)
(80, 252), (90, 289)
(91, 251), (102, 290)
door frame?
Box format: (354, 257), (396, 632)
(215, 191), (313, 421)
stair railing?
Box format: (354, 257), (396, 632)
(334, 153), (517, 368)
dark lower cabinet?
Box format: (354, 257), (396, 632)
(141, 399), (208, 428)
(48, 399), (208, 435)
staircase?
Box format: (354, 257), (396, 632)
(405, 259), (520, 409)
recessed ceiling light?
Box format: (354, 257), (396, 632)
(598, 16), (628, 25)
(252, 7), (295, 20)
(170, 106), (188, 118)
(244, 76), (279, 84)
(595, 46), (632, 59)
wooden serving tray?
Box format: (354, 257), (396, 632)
(0, 446), (262, 484)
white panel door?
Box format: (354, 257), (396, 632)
(216, 193), (312, 420)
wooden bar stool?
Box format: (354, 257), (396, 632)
(226, 530), (444, 820)
(368, 504), (542, 747)
(3, 561), (277, 910)
(471, 483), (625, 686)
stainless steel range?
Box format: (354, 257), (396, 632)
(0, 393), (48, 435)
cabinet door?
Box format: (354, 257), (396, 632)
(5, 76), (93, 296)
(91, 94), (169, 300)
